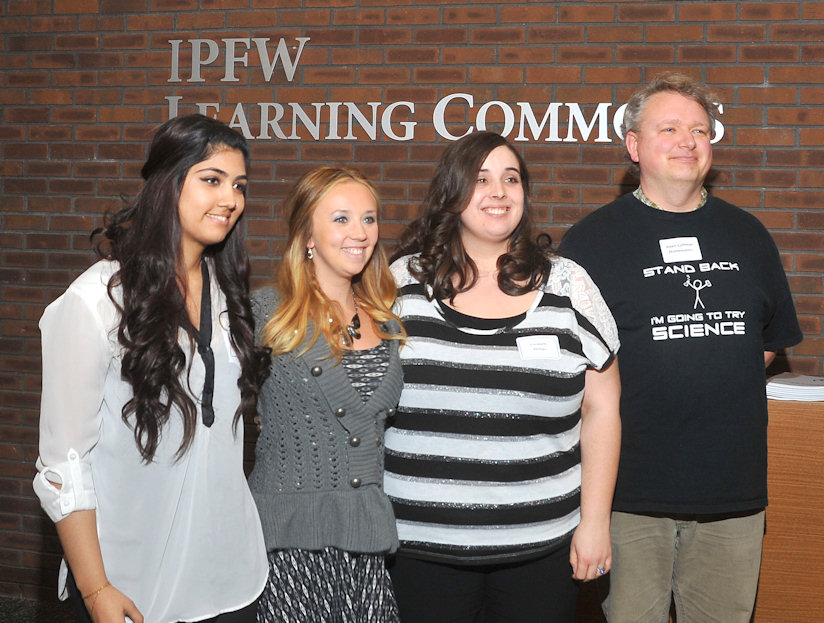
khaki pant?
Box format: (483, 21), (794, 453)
(601, 510), (765, 623)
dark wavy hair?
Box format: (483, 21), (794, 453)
(391, 131), (552, 302)
(92, 114), (268, 462)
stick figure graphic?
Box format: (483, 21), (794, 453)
(684, 275), (712, 309)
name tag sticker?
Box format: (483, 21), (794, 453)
(659, 237), (702, 263)
(516, 335), (561, 360)
(223, 329), (240, 365)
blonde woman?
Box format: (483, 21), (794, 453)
(249, 166), (405, 623)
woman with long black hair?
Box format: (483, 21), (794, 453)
(34, 114), (268, 623)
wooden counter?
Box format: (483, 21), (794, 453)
(754, 399), (824, 621)
(575, 399), (824, 622)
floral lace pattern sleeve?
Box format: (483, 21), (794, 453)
(547, 256), (620, 355)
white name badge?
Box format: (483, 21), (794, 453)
(516, 335), (561, 360)
(659, 237), (702, 263)
(222, 328), (240, 365)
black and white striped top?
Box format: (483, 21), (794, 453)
(384, 254), (619, 565)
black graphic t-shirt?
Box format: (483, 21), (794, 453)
(559, 193), (802, 514)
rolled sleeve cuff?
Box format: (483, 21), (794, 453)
(34, 448), (97, 523)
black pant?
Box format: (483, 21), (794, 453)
(389, 545), (579, 623)
(66, 568), (92, 623)
(66, 568), (258, 623)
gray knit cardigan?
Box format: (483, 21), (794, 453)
(248, 287), (403, 554)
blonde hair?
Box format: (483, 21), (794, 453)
(260, 166), (404, 358)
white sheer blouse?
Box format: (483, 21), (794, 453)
(34, 260), (266, 623)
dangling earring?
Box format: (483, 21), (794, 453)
(306, 247), (314, 260)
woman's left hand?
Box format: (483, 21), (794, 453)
(569, 517), (611, 581)
(572, 361), (620, 582)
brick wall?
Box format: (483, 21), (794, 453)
(1, 0), (822, 602)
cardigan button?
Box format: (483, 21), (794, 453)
(350, 477), (361, 488)
(387, 407), (396, 416)
(310, 366), (322, 377)
(349, 436), (360, 447)
(335, 407), (346, 418)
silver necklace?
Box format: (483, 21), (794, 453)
(330, 292), (361, 346)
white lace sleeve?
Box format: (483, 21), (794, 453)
(547, 256), (620, 355)
(390, 255), (417, 288)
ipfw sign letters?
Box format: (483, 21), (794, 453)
(166, 37), (725, 143)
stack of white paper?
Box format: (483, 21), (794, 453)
(766, 373), (824, 401)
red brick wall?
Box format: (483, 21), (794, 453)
(1, 0), (822, 602)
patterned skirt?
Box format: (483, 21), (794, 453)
(257, 547), (400, 623)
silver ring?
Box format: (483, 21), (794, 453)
(596, 566), (606, 575)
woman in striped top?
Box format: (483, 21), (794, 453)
(385, 131), (621, 622)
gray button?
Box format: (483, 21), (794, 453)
(335, 407), (346, 418)
(349, 436), (360, 447)
(350, 478), (361, 488)
(387, 407), (396, 416)
(310, 366), (322, 376)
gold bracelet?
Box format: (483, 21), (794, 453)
(83, 581), (111, 617)
(82, 580), (110, 601)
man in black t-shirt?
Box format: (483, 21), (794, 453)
(560, 73), (802, 623)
